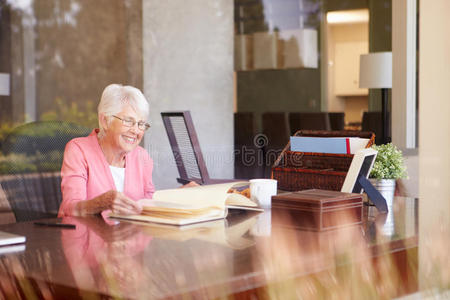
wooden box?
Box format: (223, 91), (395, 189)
(271, 189), (363, 231)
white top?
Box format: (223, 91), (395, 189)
(109, 165), (125, 192)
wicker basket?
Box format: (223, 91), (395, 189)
(272, 130), (375, 191)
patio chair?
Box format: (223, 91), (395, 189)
(0, 121), (91, 222)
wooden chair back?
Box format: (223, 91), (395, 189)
(161, 111), (209, 184)
(329, 112), (346, 131)
(162, 111), (243, 185)
(362, 111), (389, 145)
(288, 112), (331, 134)
(262, 112), (290, 178)
(234, 112), (264, 179)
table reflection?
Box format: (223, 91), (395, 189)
(250, 209), (272, 236)
(0, 197), (423, 299)
(136, 210), (258, 249)
(61, 216), (151, 298)
(365, 196), (417, 242)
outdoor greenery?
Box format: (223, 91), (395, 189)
(0, 99), (96, 149)
(0, 123), (16, 150)
(41, 98), (98, 128)
(0, 121), (89, 174)
(370, 143), (407, 180)
(0, 98), (95, 174)
(0, 151), (63, 174)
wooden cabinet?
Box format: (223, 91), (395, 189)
(334, 41), (368, 96)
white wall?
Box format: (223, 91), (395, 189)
(418, 0), (450, 290)
(392, 0), (417, 149)
(143, 1), (234, 189)
(327, 22), (368, 124)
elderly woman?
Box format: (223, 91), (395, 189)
(58, 84), (153, 217)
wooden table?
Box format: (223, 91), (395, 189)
(0, 197), (418, 299)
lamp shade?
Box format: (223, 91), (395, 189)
(359, 52), (392, 89)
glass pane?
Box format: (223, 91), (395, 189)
(233, 0), (402, 179)
(0, 0), (142, 219)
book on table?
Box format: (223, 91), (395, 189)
(110, 182), (263, 226)
(290, 136), (370, 154)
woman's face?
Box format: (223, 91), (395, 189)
(104, 104), (146, 154)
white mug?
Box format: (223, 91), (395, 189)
(250, 179), (277, 208)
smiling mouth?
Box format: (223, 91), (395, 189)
(122, 136), (137, 144)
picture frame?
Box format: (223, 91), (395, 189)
(341, 148), (378, 194)
(341, 148), (388, 212)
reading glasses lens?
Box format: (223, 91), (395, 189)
(113, 115), (150, 131)
(138, 122), (150, 131)
(123, 120), (134, 127)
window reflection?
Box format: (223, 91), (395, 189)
(234, 0), (320, 70)
(0, 0), (142, 126)
(233, 0), (394, 179)
(0, 1), (143, 219)
(0, 1), (397, 183)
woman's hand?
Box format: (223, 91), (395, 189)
(102, 190), (142, 215)
(74, 190), (142, 216)
(179, 181), (199, 188)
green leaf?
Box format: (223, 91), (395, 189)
(370, 143), (407, 179)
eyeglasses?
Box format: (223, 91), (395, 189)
(112, 115), (151, 131)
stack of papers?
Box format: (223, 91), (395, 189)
(0, 231), (26, 246)
(0, 231), (26, 255)
(290, 136), (370, 154)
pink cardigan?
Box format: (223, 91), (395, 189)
(58, 129), (155, 217)
(61, 216), (151, 269)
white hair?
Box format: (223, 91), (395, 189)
(97, 84), (150, 138)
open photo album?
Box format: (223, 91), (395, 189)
(110, 181), (263, 226)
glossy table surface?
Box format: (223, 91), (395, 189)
(0, 197), (418, 299)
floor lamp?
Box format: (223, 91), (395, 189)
(359, 52), (392, 144)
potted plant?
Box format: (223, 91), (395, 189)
(370, 143), (407, 203)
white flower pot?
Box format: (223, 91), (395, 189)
(369, 178), (396, 207)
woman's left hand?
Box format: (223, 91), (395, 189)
(179, 181), (199, 188)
